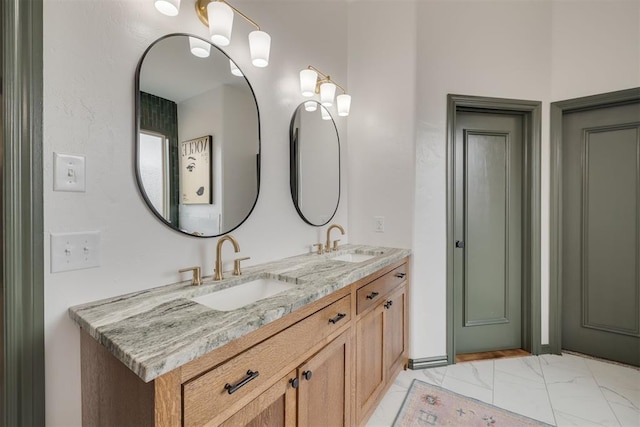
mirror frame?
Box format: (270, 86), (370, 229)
(289, 101), (341, 226)
(134, 33), (261, 238)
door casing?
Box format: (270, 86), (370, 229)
(2, 0), (45, 424)
(446, 94), (542, 364)
(549, 87), (640, 355)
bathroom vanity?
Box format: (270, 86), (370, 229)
(70, 245), (410, 426)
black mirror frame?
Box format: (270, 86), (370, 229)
(289, 101), (341, 227)
(134, 33), (261, 238)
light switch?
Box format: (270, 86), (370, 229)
(51, 231), (100, 273)
(54, 153), (86, 192)
(374, 216), (385, 233)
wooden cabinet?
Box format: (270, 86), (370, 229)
(80, 257), (409, 427)
(355, 266), (408, 425)
(219, 371), (297, 427)
(297, 331), (350, 427)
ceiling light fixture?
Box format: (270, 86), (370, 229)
(195, 0), (271, 68)
(299, 65), (351, 117)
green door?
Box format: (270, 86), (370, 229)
(561, 102), (640, 366)
(454, 111), (524, 354)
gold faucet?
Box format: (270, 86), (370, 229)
(214, 235), (240, 281)
(325, 224), (345, 253)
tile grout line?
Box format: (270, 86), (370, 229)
(538, 355), (560, 427)
(583, 359), (624, 427)
(491, 359), (496, 405)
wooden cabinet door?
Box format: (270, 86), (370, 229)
(219, 370), (297, 427)
(384, 285), (407, 378)
(355, 303), (385, 422)
(297, 331), (350, 427)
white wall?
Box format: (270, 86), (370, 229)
(42, 1), (348, 425)
(42, 0), (639, 424)
(178, 86), (224, 234)
(348, 0), (639, 361)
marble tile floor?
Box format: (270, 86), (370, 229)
(367, 353), (640, 427)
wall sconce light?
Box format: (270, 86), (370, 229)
(155, 0), (180, 16)
(188, 36), (211, 58)
(299, 65), (351, 117)
(195, 0), (271, 68)
(154, 0), (271, 68)
(229, 60), (244, 77)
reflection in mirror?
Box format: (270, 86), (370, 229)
(135, 34), (260, 237)
(290, 101), (340, 226)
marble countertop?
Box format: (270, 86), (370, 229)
(69, 244), (411, 382)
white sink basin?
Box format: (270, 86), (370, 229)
(330, 253), (377, 263)
(191, 279), (295, 311)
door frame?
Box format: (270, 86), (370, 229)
(2, 0), (45, 424)
(549, 87), (640, 355)
(446, 94), (542, 364)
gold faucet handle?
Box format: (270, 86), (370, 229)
(332, 239), (341, 251)
(233, 257), (251, 276)
(178, 266), (202, 286)
(313, 243), (324, 255)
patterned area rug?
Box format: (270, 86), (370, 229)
(393, 379), (553, 426)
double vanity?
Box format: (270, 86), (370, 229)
(70, 244), (410, 426)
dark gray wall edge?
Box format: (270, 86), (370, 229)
(548, 87), (640, 356)
(446, 94), (542, 364)
(2, 0), (45, 425)
(409, 356), (449, 370)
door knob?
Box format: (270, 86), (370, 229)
(455, 240), (465, 248)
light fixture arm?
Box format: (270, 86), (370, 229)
(307, 65), (347, 94)
(195, 0), (261, 31)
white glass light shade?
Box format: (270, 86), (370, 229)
(207, 1), (234, 46)
(249, 31), (271, 67)
(154, 0), (180, 16)
(337, 93), (351, 117)
(229, 60), (243, 77)
(320, 82), (336, 107)
(189, 37), (211, 58)
(304, 101), (317, 112)
(300, 69), (318, 97)
(320, 106), (331, 121)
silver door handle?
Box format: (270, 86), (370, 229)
(455, 240), (465, 248)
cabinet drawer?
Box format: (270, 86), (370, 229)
(356, 264), (407, 314)
(183, 295), (351, 427)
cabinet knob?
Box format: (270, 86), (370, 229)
(302, 370), (313, 381)
(384, 300), (394, 309)
(289, 377), (299, 389)
(394, 272), (406, 279)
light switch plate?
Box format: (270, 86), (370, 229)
(51, 231), (100, 273)
(54, 153), (86, 192)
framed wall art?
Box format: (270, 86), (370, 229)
(180, 135), (213, 204)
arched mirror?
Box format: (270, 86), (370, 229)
(290, 101), (340, 226)
(135, 34), (260, 237)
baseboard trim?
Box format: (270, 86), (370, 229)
(539, 344), (552, 355)
(408, 356), (449, 370)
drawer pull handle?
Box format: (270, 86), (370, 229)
(289, 377), (299, 389)
(302, 370), (313, 381)
(366, 291), (379, 300)
(384, 300), (393, 309)
(224, 370), (259, 394)
(329, 313), (347, 324)
(395, 272), (406, 279)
